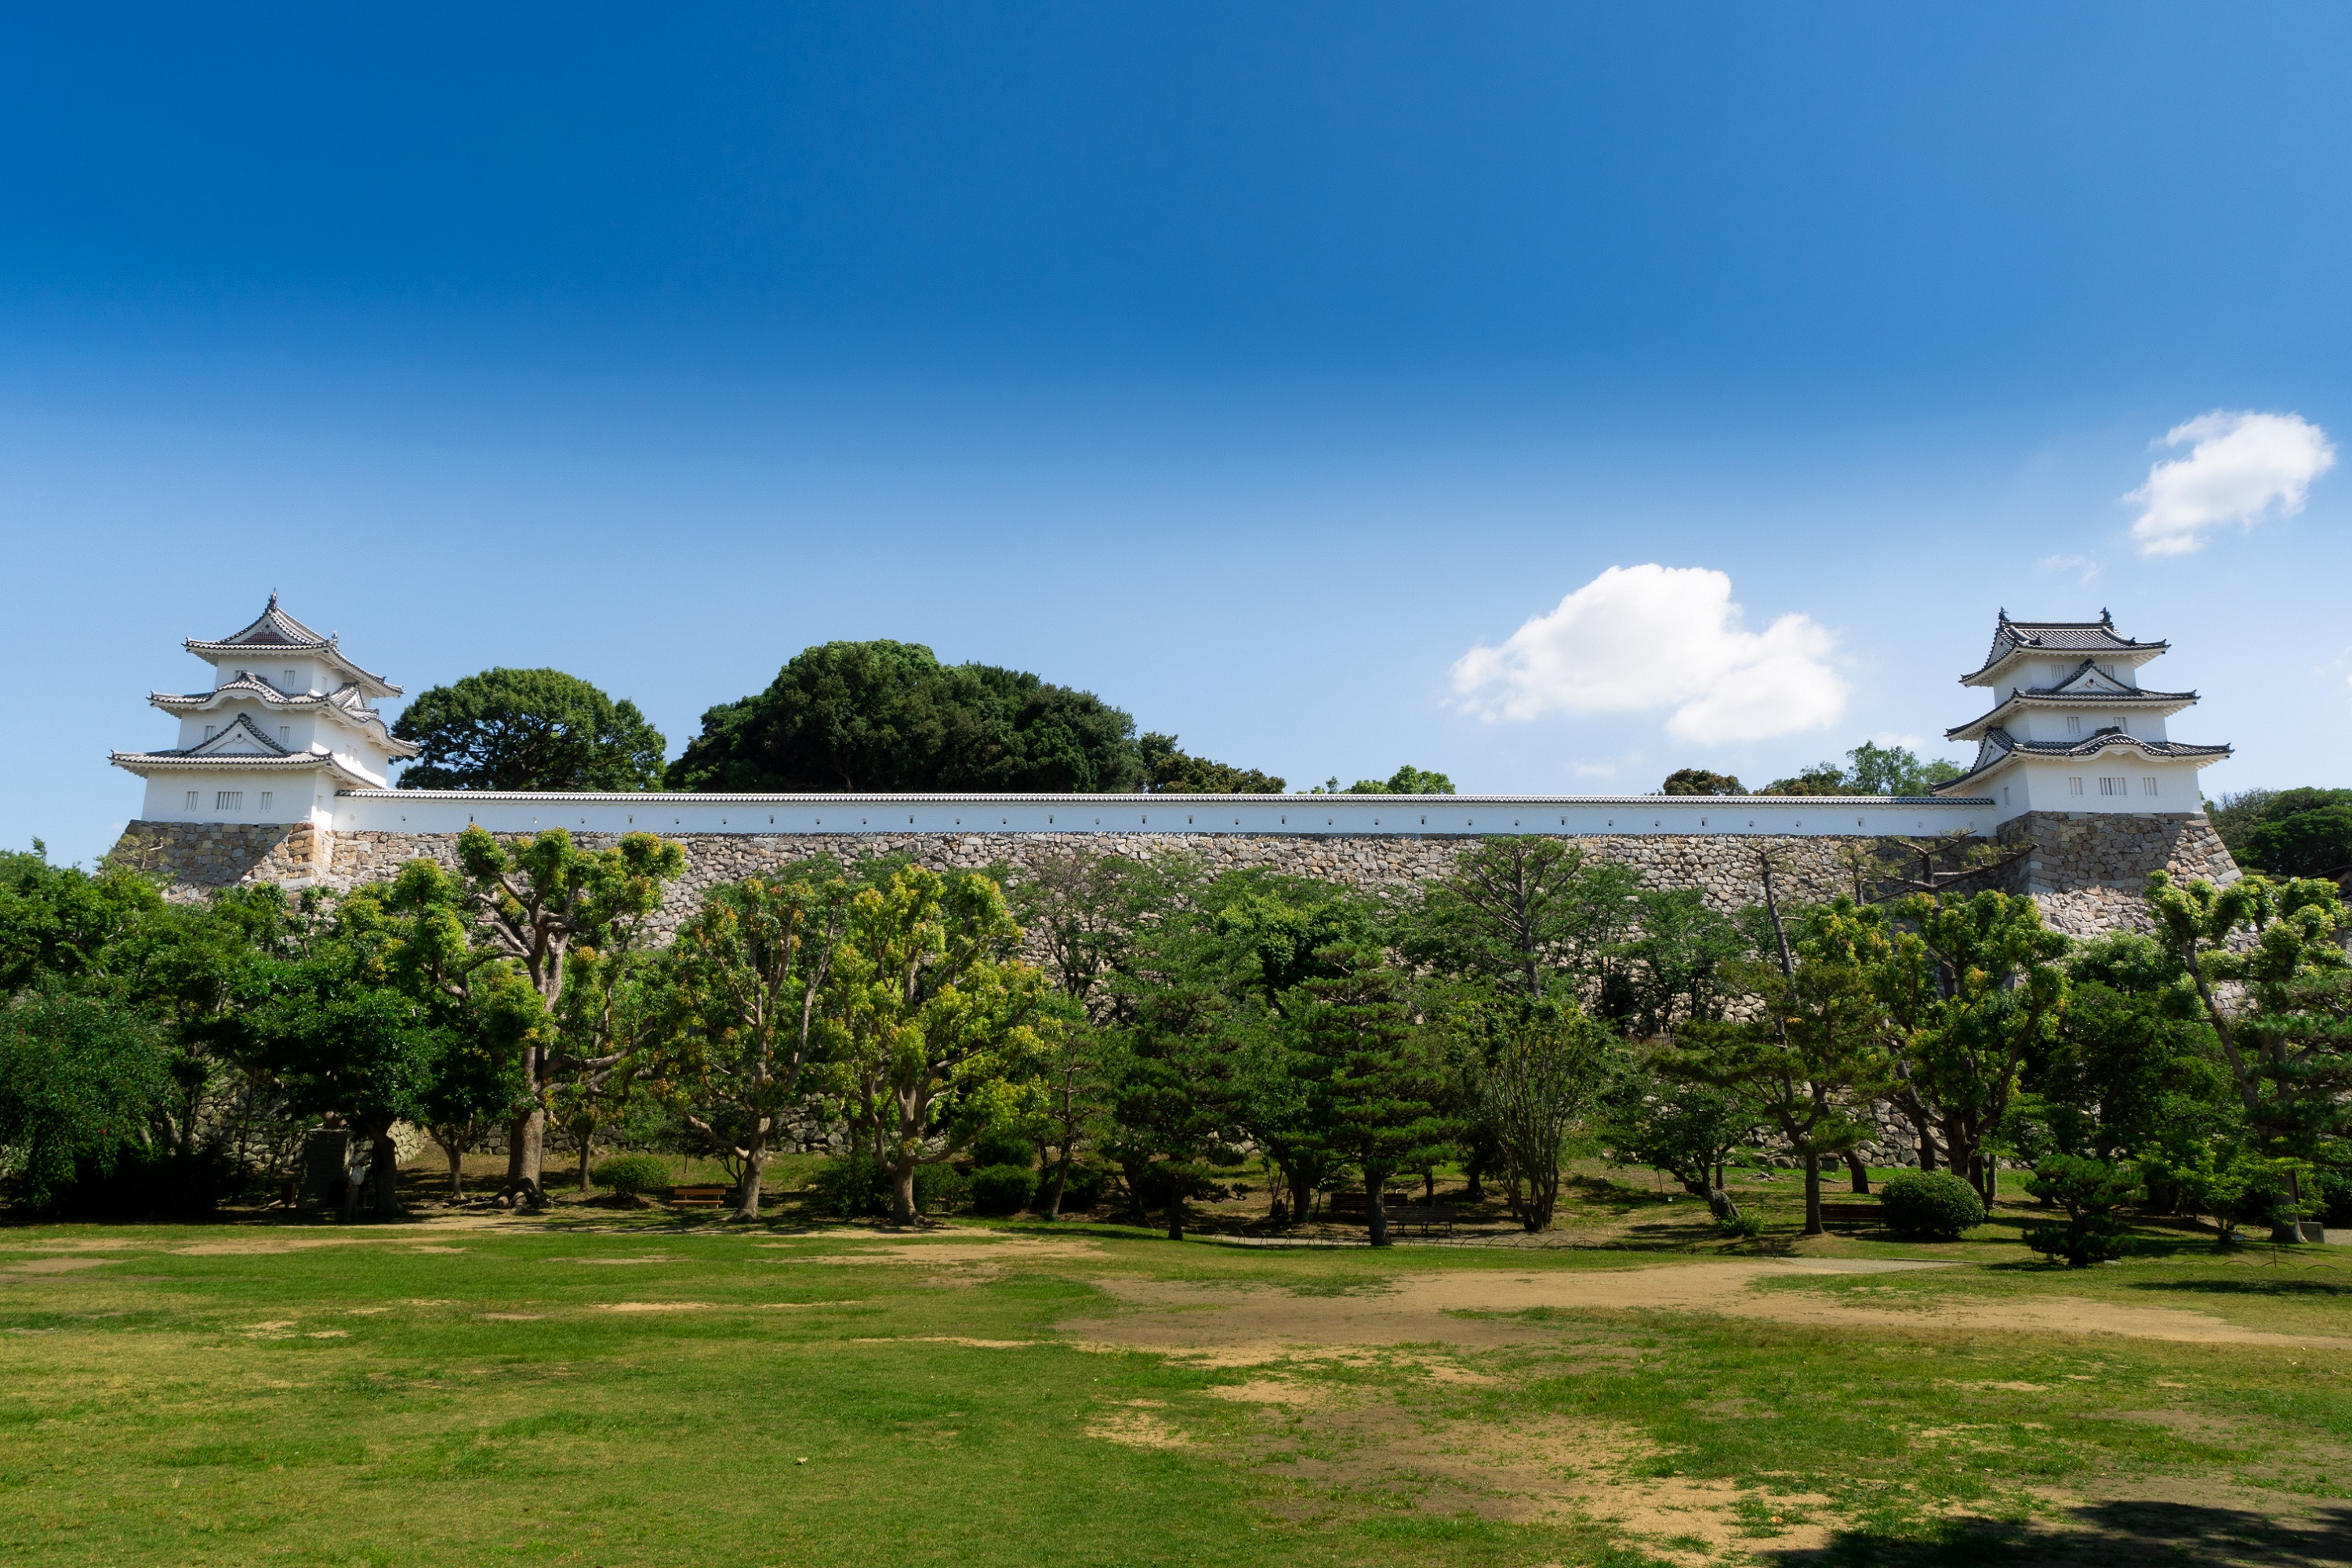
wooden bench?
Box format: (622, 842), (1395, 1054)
(1323, 1189), (1412, 1218)
(1817, 1202), (1882, 1223)
(668, 1185), (729, 1210)
(1381, 1204), (1457, 1236)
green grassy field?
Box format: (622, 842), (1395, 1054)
(2, 1174), (2347, 1567)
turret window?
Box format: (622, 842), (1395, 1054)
(184, 790), (198, 810)
(2143, 778), (2158, 796)
(216, 791), (242, 811)
(283, 669), (299, 689)
(2069, 777), (2085, 796)
(2067, 716), (2081, 735)
(2099, 777), (2126, 796)
(259, 792), (272, 811)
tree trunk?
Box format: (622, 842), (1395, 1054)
(2273, 1167), (2307, 1243)
(1367, 1175), (1392, 1247)
(1802, 1153), (1824, 1236)
(1121, 1160), (1152, 1225)
(370, 1132), (401, 1213)
(733, 1124), (766, 1221)
(890, 1161), (919, 1226)
(1288, 1167), (1312, 1227)
(1041, 1146), (1073, 1221)
(1846, 1152), (1871, 1194)
(1463, 1148), (1485, 1203)
(1165, 1183), (1185, 1242)
(436, 1134), (466, 1199)
(506, 1105), (546, 1207)
(577, 1133), (595, 1196)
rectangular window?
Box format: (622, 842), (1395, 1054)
(203, 724), (216, 740)
(2099, 777), (2127, 796)
(184, 789), (199, 811)
(2067, 715), (2081, 735)
(279, 726), (290, 742)
(2069, 777), (2085, 797)
(2143, 777), (2159, 795)
(215, 790), (242, 811)
(258, 792), (272, 811)
(283, 668), (299, 689)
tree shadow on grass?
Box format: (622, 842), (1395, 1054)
(2128, 1279), (2352, 1298)
(1767, 1502), (2352, 1567)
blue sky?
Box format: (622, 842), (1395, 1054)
(5, 4), (2350, 864)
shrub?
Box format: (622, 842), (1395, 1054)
(2027, 1217), (2130, 1267)
(591, 1154), (674, 1196)
(913, 1162), (970, 1214)
(969, 1126), (1036, 1170)
(1881, 1170), (1985, 1241)
(1056, 1163), (1111, 1210)
(813, 1152), (890, 1218)
(969, 1163), (1036, 1216)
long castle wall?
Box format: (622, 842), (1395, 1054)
(105, 814), (2243, 940)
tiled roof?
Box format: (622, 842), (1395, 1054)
(1961, 610), (2167, 683)
(183, 595), (401, 697)
(147, 674), (420, 756)
(1933, 725), (2230, 793)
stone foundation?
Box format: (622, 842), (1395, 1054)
(1995, 811), (2238, 896)
(106, 819), (329, 901)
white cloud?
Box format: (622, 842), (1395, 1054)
(2038, 552), (2099, 584)
(1450, 564), (1849, 745)
(2127, 410), (2335, 557)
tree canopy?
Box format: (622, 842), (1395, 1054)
(1138, 732), (1286, 793)
(1340, 765), (1454, 795)
(1752, 742), (1965, 797)
(392, 668), (667, 791)
(668, 641), (1153, 793)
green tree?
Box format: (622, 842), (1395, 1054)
(1138, 732), (1285, 793)
(1621, 888), (1752, 1039)
(1672, 901), (1896, 1235)
(662, 866), (856, 1218)
(828, 866), (1051, 1224)
(393, 668), (667, 791)
(2241, 804), (2352, 880)
(1877, 890), (2072, 1206)
(1661, 768), (1744, 795)
(0, 843), (168, 994)
(1341, 765), (1455, 795)
(1602, 1056), (1763, 1223)
(0, 992), (172, 1209)
(670, 641), (1145, 793)
(1297, 953), (1455, 1246)
(1457, 998), (1614, 1232)
(2145, 869), (2352, 1240)
(1403, 837), (1642, 1014)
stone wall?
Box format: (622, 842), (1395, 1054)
(107, 815), (2239, 939)
(168, 824), (1880, 936)
(107, 819), (328, 901)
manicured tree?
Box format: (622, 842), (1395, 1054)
(391, 668), (668, 791)
(0, 992), (172, 1209)
(1875, 890), (2072, 1207)
(1298, 952), (1455, 1247)
(1602, 1055), (1764, 1224)
(827, 866), (1050, 1225)
(1109, 989), (1248, 1240)
(1402, 837), (1643, 1016)
(2145, 869), (2352, 1240)
(1457, 998), (1614, 1232)
(447, 827), (686, 1203)
(2023, 1155), (2143, 1266)
(662, 866), (856, 1219)
(1672, 901), (1896, 1236)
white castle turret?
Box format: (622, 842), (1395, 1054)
(1934, 610), (2230, 823)
(111, 595), (419, 829)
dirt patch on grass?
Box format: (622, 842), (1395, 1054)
(555, 1255), (679, 1265)
(0, 1256), (121, 1274)
(1087, 1402), (1192, 1449)
(1068, 1259), (2352, 1363)
(599, 1301), (710, 1312)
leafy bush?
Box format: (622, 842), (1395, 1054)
(969, 1163), (1036, 1216)
(1881, 1170), (1985, 1241)
(591, 1154), (674, 1196)
(913, 1162), (969, 1214)
(2027, 1217), (2129, 1267)
(1055, 1162), (1111, 1210)
(969, 1126), (1036, 1170)
(0, 993), (172, 1209)
(813, 1152), (890, 1218)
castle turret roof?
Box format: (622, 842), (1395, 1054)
(184, 594), (401, 699)
(1960, 609), (2167, 686)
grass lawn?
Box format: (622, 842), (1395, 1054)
(2, 1167), (2347, 1567)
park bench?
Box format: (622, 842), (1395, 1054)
(1323, 1189), (1412, 1218)
(1380, 1204), (1457, 1236)
(1816, 1202), (1882, 1223)
(667, 1185), (729, 1210)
